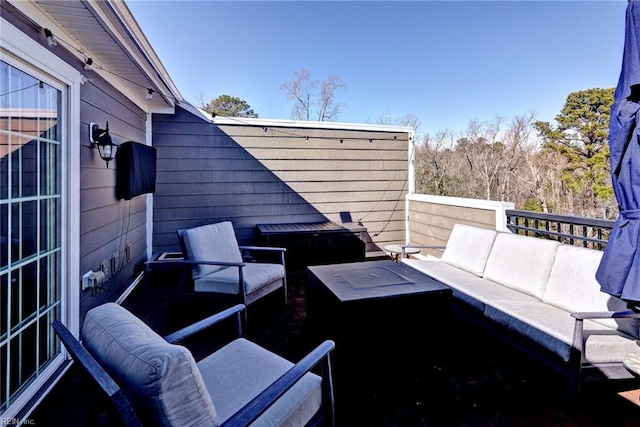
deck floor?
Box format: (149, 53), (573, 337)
(31, 267), (640, 426)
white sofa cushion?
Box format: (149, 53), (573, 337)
(543, 245), (638, 338)
(483, 233), (559, 299)
(182, 221), (243, 279)
(440, 224), (497, 276)
(82, 303), (218, 427)
(402, 258), (479, 287)
(583, 330), (640, 364)
(198, 338), (322, 426)
(403, 258), (538, 311)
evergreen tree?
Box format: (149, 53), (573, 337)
(534, 88), (615, 216)
(203, 95), (258, 118)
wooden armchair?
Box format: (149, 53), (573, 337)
(52, 303), (335, 426)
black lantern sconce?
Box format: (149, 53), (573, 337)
(90, 121), (117, 168)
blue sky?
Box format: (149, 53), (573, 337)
(127, 1), (628, 134)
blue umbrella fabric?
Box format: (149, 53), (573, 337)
(596, 0), (640, 303)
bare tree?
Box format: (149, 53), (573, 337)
(497, 112), (536, 201)
(458, 118), (504, 200)
(520, 148), (561, 213)
(375, 112), (421, 130)
(197, 92), (208, 109)
(448, 114), (534, 202)
(280, 69), (346, 121)
(416, 129), (456, 196)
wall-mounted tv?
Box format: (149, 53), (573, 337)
(116, 141), (157, 200)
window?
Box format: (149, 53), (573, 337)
(0, 60), (63, 414)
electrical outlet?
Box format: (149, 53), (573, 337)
(99, 260), (109, 277)
(111, 252), (119, 274)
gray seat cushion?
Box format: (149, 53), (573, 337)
(81, 303), (218, 427)
(198, 338), (322, 426)
(195, 262), (285, 295)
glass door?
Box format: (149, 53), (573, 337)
(0, 60), (62, 413)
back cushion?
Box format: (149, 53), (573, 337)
(543, 245), (638, 337)
(182, 221), (243, 279)
(82, 303), (219, 427)
(440, 224), (497, 276)
(483, 233), (559, 299)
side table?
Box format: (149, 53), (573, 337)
(144, 251), (186, 286)
(383, 244), (420, 262)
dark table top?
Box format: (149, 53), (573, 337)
(257, 221), (367, 235)
(308, 260), (451, 302)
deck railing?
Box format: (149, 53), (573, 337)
(505, 209), (616, 250)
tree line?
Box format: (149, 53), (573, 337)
(415, 88), (616, 219)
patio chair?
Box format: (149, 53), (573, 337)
(52, 303), (336, 427)
(171, 221), (287, 314)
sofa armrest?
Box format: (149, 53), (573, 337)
(570, 309), (640, 320)
(220, 340), (336, 427)
(570, 309), (640, 353)
(164, 304), (245, 343)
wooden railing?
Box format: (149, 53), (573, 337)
(505, 209), (615, 250)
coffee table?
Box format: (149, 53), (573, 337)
(307, 259), (450, 302)
(306, 260), (452, 414)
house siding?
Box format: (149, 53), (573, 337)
(152, 107), (409, 254)
(406, 195), (513, 258)
(78, 79), (148, 320)
(1, 2), (150, 321)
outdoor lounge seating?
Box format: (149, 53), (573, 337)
(402, 223), (640, 404)
(175, 221), (287, 310)
(52, 303), (335, 427)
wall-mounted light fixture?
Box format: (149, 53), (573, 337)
(43, 28), (57, 47)
(90, 121), (117, 168)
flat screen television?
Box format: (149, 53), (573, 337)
(116, 141), (157, 200)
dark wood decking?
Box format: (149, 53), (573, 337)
(32, 267), (640, 426)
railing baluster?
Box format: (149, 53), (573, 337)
(569, 223), (574, 246)
(597, 228), (603, 250)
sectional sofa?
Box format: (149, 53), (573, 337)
(402, 224), (640, 403)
